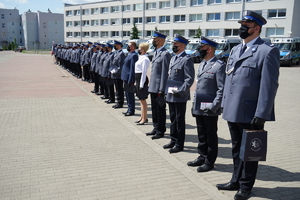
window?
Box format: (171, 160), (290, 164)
(101, 31), (109, 37)
(122, 5), (130, 11)
(160, 30), (169, 36)
(146, 2), (156, 9)
(101, 7), (108, 13)
(266, 28), (284, 36)
(20, 39), (22, 43)
(123, 31), (130, 37)
(112, 31), (119, 37)
(11, 21), (14, 26)
(160, 16), (170, 23)
(44, 32), (47, 37)
(1, 14), (4, 19)
(174, 15), (186, 22)
(43, 23), (46, 28)
(189, 30), (197, 37)
(160, 1), (171, 9)
(134, 4), (143, 11)
(206, 29), (219, 37)
(66, 11), (72, 16)
(83, 20), (89, 26)
(111, 19), (119, 25)
(268, 9), (286, 18)
(74, 32), (81, 37)
(66, 21), (72, 27)
(1, 23), (5, 28)
(101, 19), (108, 25)
(147, 16), (156, 23)
(134, 17), (143, 24)
(2, 32), (5, 37)
(207, 13), (221, 21)
(74, 21), (81, 26)
(91, 31), (99, 37)
(123, 18), (130, 24)
(227, 0), (241, 2)
(225, 29), (239, 36)
(191, 0), (203, 6)
(208, 0), (221, 4)
(82, 9), (89, 15)
(226, 12), (240, 20)
(111, 6), (119, 12)
(91, 20), (99, 26)
(83, 32), (90, 37)
(74, 10), (80, 15)
(91, 8), (98, 14)
(146, 30), (155, 37)
(20, 30), (22, 34)
(55, 20), (58, 25)
(175, 0), (186, 7)
(190, 14), (202, 22)
(173, 30), (185, 35)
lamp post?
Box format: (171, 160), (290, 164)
(119, 0), (123, 41)
(80, 4), (82, 43)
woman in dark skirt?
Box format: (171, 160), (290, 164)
(134, 42), (150, 125)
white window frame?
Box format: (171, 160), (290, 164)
(225, 12), (240, 20)
(160, 1), (171, 9)
(91, 31), (99, 37)
(227, 0), (241, 3)
(266, 27), (284, 37)
(134, 4), (143, 11)
(66, 11), (72, 16)
(174, 15), (186, 22)
(74, 32), (81, 37)
(190, 14), (202, 22)
(91, 20), (99, 26)
(208, 0), (221, 4)
(101, 31), (109, 37)
(83, 20), (89, 26)
(134, 17), (143, 24)
(206, 29), (219, 37)
(112, 31), (120, 37)
(74, 10), (80, 15)
(91, 8), (98, 15)
(82, 9), (89, 15)
(83, 32), (90, 37)
(207, 13), (221, 21)
(225, 29), (239, 36)
(123, 18), (131, 24)
(111, 19), (119, 25)
(146, 2), (156, 10)
(175, 0), (186, 7)
(111, 6), (120, 13)
(146, 16), (156, 23)
(122, 31), (130, 37)
(268, 9), (286, 18)
(101, 19), (109, 26)
(122, 5), (130, 12)
(101, 7), (109, 13)
(160, 16), (170, 23)
(191, 0), (203, 6)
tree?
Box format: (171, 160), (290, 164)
(194, 26), (202, 38)
(130, 23), (139, 39)
(155, 26), (158, 31)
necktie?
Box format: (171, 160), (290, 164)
(202, 61), (207, 71)
(239, 44), (247, 57)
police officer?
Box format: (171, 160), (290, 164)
(146, 31), (171, 139)
(102, 43), (115, 104)
(95, 44), (106, 96)
(111, 40), (125, 109)
(216, 10), (280, 200)
(163, 34), (195, 153)
(187, 36), (226, 172)
(90, 44), (100, 93)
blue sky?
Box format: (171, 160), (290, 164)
(0, 0), (102, 14)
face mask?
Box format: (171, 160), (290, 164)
(127, 46), (131, 52)
(105, 49), (109, 52)
(114, 46), (118, 50)
(172, 45), (179, 53)
(96, 48), (100, 50)
(152, 40), (157, 48)
(239, 25), (253, 39)
(138, 50), (142, 55)
(199, 49), (208, 58)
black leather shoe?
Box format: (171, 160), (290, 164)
(169, 146), (183, 153)
(163, 141), (175, 149)
(187, 157), (204, 167)
(197, 164), (214, 172)
(234, 189), (251, 200)
(113, 105), (123, 109)
(96, 92), (103, 95)
(122, 111), (128, 115)
(91, 90), (96, 93)
(137, 119), (148, 125)
(105, 100), (115, 104)
(151, 133), (164, 140)
(124, 112), (134, 116)
(145, 130), (156, 136)
(101, 96), (109, 99)
(216, 182), (239, 190)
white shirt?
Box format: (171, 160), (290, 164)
(242, 36), (259, 52)
(135, 54), (150, 88)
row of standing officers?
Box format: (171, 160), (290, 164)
(52, 10), (280, 200)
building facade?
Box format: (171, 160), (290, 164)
(22, 10), (64, 50)
(64, 0), (299, 44)
(0, 8), (25, 48)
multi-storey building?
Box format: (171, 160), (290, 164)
(22, 10), (64, 50)
(0, 8), (25, 48)
(64, 0), (299, 44)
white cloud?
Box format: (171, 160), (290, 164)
(15, 0), (28, 4)
(0, 3), (6, 8)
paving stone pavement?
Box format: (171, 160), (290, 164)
(0, 51), (299, 200)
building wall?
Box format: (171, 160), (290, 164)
(22, 11), (64, 50)
(0, 8), (24, 47)
(63, 0), (298, 44)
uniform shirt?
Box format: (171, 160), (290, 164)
(242, 36), (259, 52)
(135, 54), (150, 88)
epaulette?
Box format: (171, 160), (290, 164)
(264, 42), (275, 47)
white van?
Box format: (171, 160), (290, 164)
(271, 37), (300, 66)
(213, 38), (241, 62)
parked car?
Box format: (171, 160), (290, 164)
(14, 46), (26, 52)
(0, 46), (3, 51)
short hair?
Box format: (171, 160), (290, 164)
(139, 42), (149, 52)
(129, 41), (137, 49)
